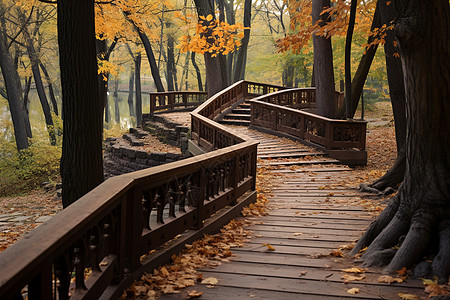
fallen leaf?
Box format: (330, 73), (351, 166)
(330, 250), (343, 257)
(341, 274), (366, 283)
(398, 293), (418, 300)
(346, 287), (360, 294)
(160, 266), (170, 278)
(341, 267), (366, 274)
(378, 275), (404, 283)
(262, 243), (275, 251)
(188, 290), (203, 298)
(293, 232), (304, 236)
(201, 277), (219, 285)
(396, 267), (408, 276)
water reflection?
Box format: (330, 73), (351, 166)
(0, 90), (148, 132)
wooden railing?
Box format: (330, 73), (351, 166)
(149, 91), (208, 113)
(0, 82), (274, 300)
(250, 89), (367, 165)
(256, 87), (343, 111)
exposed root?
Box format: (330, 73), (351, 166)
(350, 196), (400, 255)
(360, 148), (405, 194)
(432, 219), (450, 281)
(383, 211), (434, 274)
(361, 212), (409, 264)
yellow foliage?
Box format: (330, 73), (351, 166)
(177, 13), (247, 55)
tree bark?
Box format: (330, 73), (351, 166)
(344, 0), (357, 119)
(194, 0), (228, 97)
(312, 0), (336, 118)
(232, 0), (251, 82)
(128, 69), (135, 117)
(58, 0), (104, 208)
(360, 0), (407, 193)
(351, 0), (450, 279)
(0, 10), (29, 151)
(40, 62), (59, 116)
(191, 52), (203, 91)
(135, 52), (142, 126)
(166, 33), (176, 91)
(113, 76), (120, 124)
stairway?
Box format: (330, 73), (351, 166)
(218, 101), (251, 126)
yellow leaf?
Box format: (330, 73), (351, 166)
(262, 243), (275, 251)
(341, 267), (366, 274)
(341, 274), (366, 283)
(378, 275), (404, 283)
(188, 290), (203, 298)
(201, 277), (219, 285)
(398, 293), (418, 300)
(347, 287), (360, 294)
(206, 14), (213, 22)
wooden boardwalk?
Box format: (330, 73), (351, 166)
(160, 127), (426, 300)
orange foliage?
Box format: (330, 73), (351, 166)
(177, 13), (247, 56)
(277, 0), (378, 54)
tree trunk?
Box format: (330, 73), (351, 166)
(128, 69), (135, 117)
(312, 0), (336, 118)
(135, 53), (142, 126)
(351, 0), (450, 280)
(113, 76), (120, 124)
(232, 0), (251, 82)
(22, 76), (33, 139)
(58, 0), (104, 208)
(344, 0), (357, 119)
(191, 52), (203, 91)
(348, 2), (381, 118)
(194, 0), (228, 97)
(0, 11), (29, 151)
(166, 33), (176, 91)
(40, 62), (59, 116)
(360, 0), (407, 193)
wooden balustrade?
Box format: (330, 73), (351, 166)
(149, 91), (208, 113)
(250, 91), (367, 165)
(0, 82), (265, 300)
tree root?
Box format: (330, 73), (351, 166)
(351, 190), (450, 280)
(360, 147), (406, 195)
(432, 219), (450, 281)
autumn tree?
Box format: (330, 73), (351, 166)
(350, 0), (450, 279)
(58, 0), (103, 207)
(0, 1), (30, 151)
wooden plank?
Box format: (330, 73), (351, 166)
(189, 271), (420, 299)
(258, 152), (325, 159)
(198, 261), (425, 289)
(246, 215), (371, 225)
(249, 225), (364, 237)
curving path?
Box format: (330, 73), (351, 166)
(160, 125), (426, 299)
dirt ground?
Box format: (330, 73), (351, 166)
(0, 101), (397, 252)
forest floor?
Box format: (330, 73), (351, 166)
(0, 101), (397, 253)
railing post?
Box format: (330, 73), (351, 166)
(125, 188), (143, 273)
(183, 93), (188, 108)
(195, 169), (207, 228)
(250, 145), (257, 190)
(28, 264), (52, 300)
(150, 93), (155, 113)
(169, 94), (174, 111)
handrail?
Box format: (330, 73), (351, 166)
(149, 91), (208, 113)
(0, 81), (286, 300)
(249, 90), (367, 165)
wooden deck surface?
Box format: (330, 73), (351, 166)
(159, 128), (426, 300)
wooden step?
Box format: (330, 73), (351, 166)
(224, 113), (251, 121)
(258, 152), (325, 159)
(218, 119), (250, 126)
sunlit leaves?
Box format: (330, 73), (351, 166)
(177, 14), (247, 56)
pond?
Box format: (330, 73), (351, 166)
(0, 90), (150, 137)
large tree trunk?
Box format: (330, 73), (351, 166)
(58, 0), (104, 208)
(166, 33), (176, 91)
(351, 0), (450, 280)
(360, 0), (407, 194)
(0, 11), (29, 151)
(312, 0), (336, 118)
